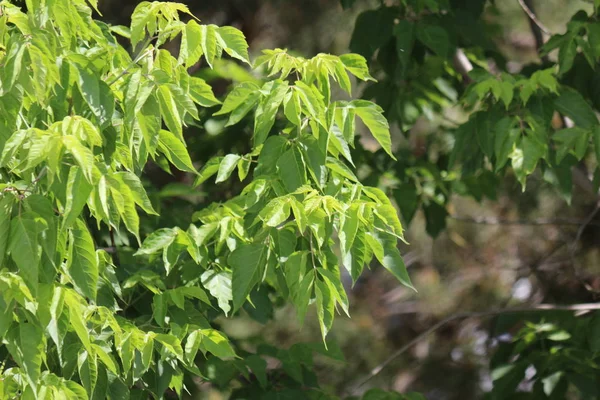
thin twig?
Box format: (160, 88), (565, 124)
(348, 302), (600, 393)
(518, 0), (551, 36)
(450, 214), (600, 228)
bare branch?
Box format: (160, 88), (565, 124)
(348, 302), (600, 393)
(449, 214), (600, 228)
(453, 48), (473, 84)
(518, 0), (551, 36)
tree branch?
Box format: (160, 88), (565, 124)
(518, 0), (551, 37)
(449, 214), (600, 228)
(453, 48), (473, 84)
(348, 302), (600, 393)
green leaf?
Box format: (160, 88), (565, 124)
(68, 219), (99, 301)
(157, 85), (184, 141)
(290, 200), (306, 234)
(0, 196), (14, 266)
(201, 270), (232, 315)
(318, 267), (349, 316)
(158, 129), (197, 173)
(214, 82), (261, 126)
(216, 154), (241, 183)
(259, 197), (291, 227)
(64, 167), (93, 228)
(229, 243), (269, 312)
(255, 135), (288, 177)
(558, 37), (577, 75)
(554, 127), (589, 163)
(64, 289), (92, 352)
(200, 24), (218, 68)
(416, 22), (451, 58)
(155, 333), (184, 360)
(284, 90), (302, 126)
(9, 213), (40, 289)
(216, 26), (250, 64)
(75, 66), (114, 128)
(554, 88), (598, 129)
(352, 100), (396, 159)
(94, 344), (119, 375)
(194, 157), (224, 186)
(78, 350), (98, 397)
(340, 204), (360, 254)
(180, 20), (204, 67)
(277, 147), (306, 192)
(136, 228), (177, 255)
(245, 355), (268, 388)
(315, 278), (334, 340)
(63, 136), (95, 183)
(254, 80), (289, 145)
(1, 41), (25, 93)
(113, 178), (141, 244)
(343, 228), (367, 283)
(339, 53), (374, 81)
(199, 329), (237, 358)
(393, 20), (415, 76)
(115, 172), (157, 215)
(349, 8), (395, 60)
(189, 77), (220, 107)
(593, 126), (600, 164)
(19, 322), (43, 390)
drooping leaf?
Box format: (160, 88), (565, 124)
(67, 219), (99, 301)
(229, 243), (269, 312)
(158, 129), (197, 173)
(352, 100), (396, 159)
(201, 270), (232, 315)
(9, 213), (40, 289)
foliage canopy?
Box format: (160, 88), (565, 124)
(2, 0), (600, 398)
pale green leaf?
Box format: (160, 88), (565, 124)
(339, 53), (374, 81)
(201, 270), (232, 315)
(259, 197), (291, 227)
(254, 80), (289, 145)
(216, 154), (241, 183)
(181, 20), (204, 67)
(198, 329), (237, 358)
(63, 136), (95, 183)
(216, 26), (250, 64)
(200, 24), (218, 68)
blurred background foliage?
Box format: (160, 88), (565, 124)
(89, 0), (600, 398)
